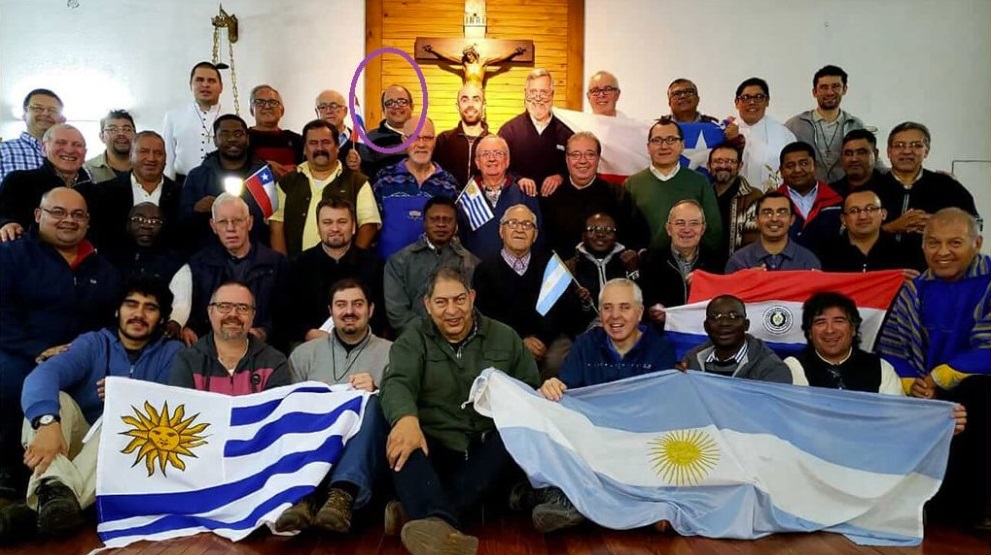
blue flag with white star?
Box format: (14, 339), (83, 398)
(679, 122), (726, 178)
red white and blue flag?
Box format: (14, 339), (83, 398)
(351, 98), (366, 145)
(664, 270), (905, 359)
(243, 165), (278, 219)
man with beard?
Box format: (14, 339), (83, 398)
(0, 89), (64, 183)
(170, 282), (290, 394)
(773, 141), (843, 256)
(732, 78), (796, 189)
(83, 110), (135, 183)
(276, 279), (391, 535)
(499, 69), (573, 197)
(375, 117), (460, 260)
(247, 85), (303, 180)
(830, 129), (885, 198)
(163, 62), (223, 184)
(434, 84), (490, 187)
(270, 119), (380, 258)
(180, 115), (271, 250)
(0, 188), (119, 512)
(0, 124), (92, 241)
(1, 277), (182, 542)
(786, 66), (872, 183)
(358, 85), (415, 182)
(566, 213), (639, 332)
(287, 199), (384, 344)
(707, 143), (762, 260)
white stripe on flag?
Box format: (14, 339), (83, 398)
(536, 254), (571, 316)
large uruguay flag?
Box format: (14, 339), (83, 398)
(470, 369), (954, 545)
(553, 109), (725, 182)
(664, 269), (904, 359)
(96, 378), (369, 548)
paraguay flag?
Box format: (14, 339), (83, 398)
(664, 270), (905, 359)
(243, 165), (278, 219)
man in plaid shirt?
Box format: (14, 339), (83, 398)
(0, 89), (64, 184)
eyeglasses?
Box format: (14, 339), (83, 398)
(252, 98), (282, 109)
(588, 86), (619, 97)
(130, 216), (164, 227)
(525, 91), (552, 102)
(710, 158), (739, 166)
(707, 311), (744, 321)
(41, 207), (89, 222)
(844, 205), (882, 216)
(214, 217), (248, 228)
(736, 93), (768, 103)
(669, 219), (703, 229)
(27, 105), (61, 116)
(585, 225), (616, 235)
(669, 88), (697, 100)
(208, 302), (255, 315)
(648, 136), (682, 146)
(890, 141), (927, 151)
(567, 150), (599, 161)
(383, 98), (410, 109)
(759, 208), (791, 218)
(477, 150), (507, 159)
(104, 125), (135, 135)
(502, 219), (536, 230)
(317, 102), (344, 112)
(407, 134), (436, 143)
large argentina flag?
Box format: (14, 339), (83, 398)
(553, 109), (724, 182)
(96, 378), (369, 548)
(470, 369), (953, 545)
(664, 269), (904, 359)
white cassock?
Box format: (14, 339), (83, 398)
(737, 116), (796, 190)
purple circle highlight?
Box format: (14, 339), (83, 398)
(348, 47), (429, 155)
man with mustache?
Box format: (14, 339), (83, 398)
(830, 129), (885, 198)
(163, 62), (224, 185)
(0, 188), (119, 514)
(707, 143), (761, 259)
(247, 85), (303, 180)
(0, 124), (92, 242)
(773, 141), (843, 256)
(1, 277), (182, 542)
(84, 110), (135, 183)
(170, 281), (290, 395)
(0, 89), (64, 183)
(374, 117), (460, 260)
(270, 119), (381, 258)
(434, 83), (491, 187)
(275, 279), (391, 534)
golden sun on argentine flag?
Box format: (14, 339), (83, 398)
(648, 429), (720, 486)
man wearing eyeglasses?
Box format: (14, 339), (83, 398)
(0, 124), (92, 242)
(732, 77), (796, 190)
(434, 83), (491, 187)
(247, 85), (303, 180)
(170, 281), (290, 395)
(499, 69), (574, 198)
(819, 190), (917, 274)
(0, 89), (64, 183)
(666, 79), (744, 150)
(725, 192), (821, 273)
(0, 187), (119, 508)
(773, 141), (843, 256)
(163, 62), (224, 185)
(358, 84), (415, 182)
(707, 143), (762, 260)
(315, 89), (362, 171)
(83, 110), (135, 184)
(566, 213), (639, 332)
(104, 203), (185, 302)
(586, 71), (621, 117)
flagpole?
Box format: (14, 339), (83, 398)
(551, 250), (598, 315)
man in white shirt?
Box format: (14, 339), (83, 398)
(163, 62), (224, 185)
(732, 77), (795, 190)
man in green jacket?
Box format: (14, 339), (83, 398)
(380, 266), (539, 555)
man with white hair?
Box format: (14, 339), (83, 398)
(314, 89), (361, 170)
(247, 84), (303, 179)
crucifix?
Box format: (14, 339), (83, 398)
(414, 0), (534, 90)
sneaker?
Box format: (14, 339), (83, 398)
(531, 487), (585, 533)
(0, 503), (38, 545)
(384, 499), (409, 537)
(35, 478), (83, 537)
(507, 480), (539, 512)
(400, 517), (478, 555)
(313, 487), (353, 533)
(274, 493), (317, 533)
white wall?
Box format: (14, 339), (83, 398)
(0, 0), (366, 151)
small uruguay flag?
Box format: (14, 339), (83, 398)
(243, 165), (278, 219)
(536, 252), (573, 316)
(456, 181), (495, 231)
(95, 378), (369, 549)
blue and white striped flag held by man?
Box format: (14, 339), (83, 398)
(95, 378), (369, 549)
(456, 181), (495, 231)
(536, 252), (573, 316)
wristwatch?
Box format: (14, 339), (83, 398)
(31, 414), (60, 430)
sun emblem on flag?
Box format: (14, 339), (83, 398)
(119, 401), (210, 477)
(648, 429), (719, 486)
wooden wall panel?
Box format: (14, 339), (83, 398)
(366, 0), (583, 135)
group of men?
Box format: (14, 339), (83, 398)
(0, 60), (987, 555)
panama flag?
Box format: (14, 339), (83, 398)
(95, 378), (369, 549)
(664, 269), (904, 359)
(536, 252), (573, 316)
(470, 368), (954, 545)
(243, 165), (278, 219)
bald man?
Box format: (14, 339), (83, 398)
(358, 84), (414, 181)
(315, 89), (361, 170)
(586, 71), (621, 117)
(434, 83), (491, 186)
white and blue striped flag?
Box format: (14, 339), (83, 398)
(95, 378), (369, 549)
(456, 181), (495, 231)
(536, 252), (573, 316)
(470, 368), (954, 546)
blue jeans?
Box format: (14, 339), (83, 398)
(328, 395), (388, 509)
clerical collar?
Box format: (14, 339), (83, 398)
(569, 176), (595, 190)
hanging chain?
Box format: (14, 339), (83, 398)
(211, 7), (240, 115)
(227, 39), (240, 115)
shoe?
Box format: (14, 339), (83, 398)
(384, 499), (409, 537)
(653, 519), (672, 533)
(507, 480), (539, 512)
(400, 517), (478, 555)
(531, 487), (585, 533)
(0, 503), (38, 545)
(0, 466), (21, 507)
(35, 478), (83, 537)
(274, 493), (317, 533)
(313, 487), (353, 533)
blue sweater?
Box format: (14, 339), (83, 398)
(21, 328), (183, 425)
(559, 325), (676, 388)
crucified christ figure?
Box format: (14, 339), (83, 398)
(423, 43), (527, 89)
